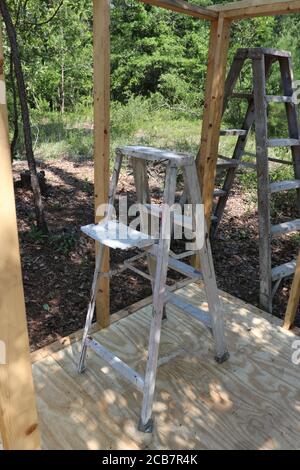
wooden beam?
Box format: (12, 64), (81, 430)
(139, 0), (218, 20)
(93, 0), (110, 328)
(208, 0), (300, 20)
(196, 16), (232, 228)
(283, 252), (300, 330)
(0, 21), (40, 450)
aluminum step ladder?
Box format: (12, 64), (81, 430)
(212, 47), (300, 313)
(78, 146), (229, 432)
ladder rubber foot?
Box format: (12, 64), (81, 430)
(215, 351), (230, 364)
(138, 418), (154, 433)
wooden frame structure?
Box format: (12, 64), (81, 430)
(1, 0), (300, 450)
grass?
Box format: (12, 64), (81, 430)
(12, 96), (298, 200)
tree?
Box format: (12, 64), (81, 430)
(0, 0), (48, 232)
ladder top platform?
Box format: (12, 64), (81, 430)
(117, 146), (194, 166)
(81, 220), (155, 250)
(235, 48), (291, 60)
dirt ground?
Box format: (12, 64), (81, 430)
(12, 158), (300, 351)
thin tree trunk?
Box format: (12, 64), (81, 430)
(0, 0), (48, 233)
(9, 52), (18, 159)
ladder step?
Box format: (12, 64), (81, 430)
(85, 336), (145, 391)
(220, 129), (247, 137)
(270, 180), (300, 193)
(266, 95), (294, 103)
(272, 260), (297, 281)
(167, 257), (203, 281)
(166, 293), (212, 329)
(271, 219), (300, 237)
(267, 138), (300, 148)
(81, 220), (155, 250)
(213, 188), (227, 197)
(231, 92), (253, 100)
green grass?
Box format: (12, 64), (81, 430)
(13, 96), (298, 200)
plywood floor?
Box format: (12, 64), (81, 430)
(27, 284), (300, 449)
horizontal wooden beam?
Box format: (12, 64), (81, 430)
(208, 0), (300, 20)
(139, 0), (218, 20)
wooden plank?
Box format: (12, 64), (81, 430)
(166, 292), (212, 328)
(266, 95), (294, 103)
(252, 55), (272, 313)
(208, 0), (300, 20)
(272, 260), (297, 281)
(0, 22), (40, 450)
(270, 180), (300, 193)
(138, 0), (218, 20)
(34, 283), (300, 450)
(119, 145), (192, 166)
(220, 129), (247, 136)
(213, 55), (274, 236)
(184, 163), (229, 362)
(94, 0), (110, 328)
(279, 56), (300, 214)
(86, 337), (145, 391)
(140, 163), (177, 431)
(197, 16), (232, 228)
(271, 219), (300, 237)
(267, 138), (300, 148)
(283, 251), (300, 330)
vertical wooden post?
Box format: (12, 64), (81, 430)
(252, 54), (272, 313)
(0, 21), (40, 450)
(283, 251), (300, 330)
(196, 15), (231, 228)
(93, 0), (110, 328)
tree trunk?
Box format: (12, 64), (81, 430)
(9, 52), (18, 159)
(0, 0), (48, 233)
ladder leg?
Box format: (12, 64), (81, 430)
(213, 55), (274, 236)
(132, 158), (167, 319)
(252, 55), (273, 313)
(78, 243), (105, 373)
(184, 163), (229, 362)
(139, 164), (177, 432)
(78, 152), (123, 372)
(279, 56), (300, 215)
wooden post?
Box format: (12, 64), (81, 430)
(196, 15), (231, 228)
(283, 251), (300, 330)
(0, 21), (40, 450)
(93, 0), (110, 328)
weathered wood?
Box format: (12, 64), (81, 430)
(119, 145), (192, 166)
(0, 22), (40, 450)
(220, 129), (247, 136)
(81, 221), (155, 250)
(266, 95), (294, 103)
(166, 292), (212, 328)
(279, 56), (300, 214)
(267, 138), (300, 148)
(138, 0), (218, 20)
(94, 0), (110, 328)
(184, 163), (229, 362)
(252, 55), (272, 313)
(269, 180), (300, 193)
(28, 283), (300, 450)
(140, 163), (177, 432)
(271, 219), (300, 237)
(213, 188), (227, 197)
(283, 251), (300, 330)
(167, 256), (203, 280)
(272, 260), (297, 281)
(208, 1), (300, 20)
(197, 16), (232, 228)
(217, 156), (256, 169)
(85, 336), (145, 391)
